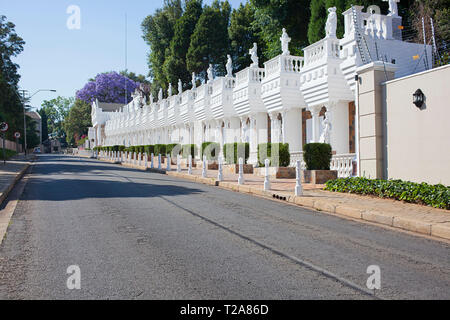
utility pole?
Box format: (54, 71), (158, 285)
(18, 89), (28, 155)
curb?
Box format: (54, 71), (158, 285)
(92, 156), (450, 241)
(0, 162), (31, 207)
(166, 171), (450, 241)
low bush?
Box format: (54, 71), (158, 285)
(258, 143), (290, 167)
(223, 142), (249, 164)
(144, 145), (154, 155)
(0, 148), (17, 160)
(201, 142), (220, 161)
(303, 143), (332, 170)
(325, 177), (450, 210)
(166, 144), (181, 157)
(154, 144), (166, 156)
(182, 144), (198, 158)
(118, 145), (126, 152)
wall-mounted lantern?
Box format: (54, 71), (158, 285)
(413, 89), (425, 108)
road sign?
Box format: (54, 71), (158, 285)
(0, 122), (8, 132)
(14, 132), (21, 139)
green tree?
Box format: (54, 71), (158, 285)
(119, 70), (150, 84)
(251, 0), (311, 59)
(40, 96), (74, 138)
(0, 15), (25, 141)
(186, 0), (231, 81)
(64, 99), (92, 146)
(229, 2), (260, 72)
(142, 0), (182, 97)
(307, 0), (327, 44)
(164, 0), (203, 91)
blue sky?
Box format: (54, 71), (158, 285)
(2, 0), (244, 109)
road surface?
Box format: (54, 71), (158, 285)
(0, 155), (449, 299)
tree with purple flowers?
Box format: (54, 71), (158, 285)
(76, 72), (139, 104)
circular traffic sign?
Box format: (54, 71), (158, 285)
(14, 132), (21, 139)
(0, 122), (8, 132)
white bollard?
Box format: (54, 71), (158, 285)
(188, 155), (192, 175)
(167, 154), (171, 171)
(138, 152), (142, 167)
(158, 154), (162, 170)
(134, 152), (137, 165)
(177, 154), (181, 173)
(202, 155), (207, 178)
(264, 159), (270, 191)
(238, 157), (244, 185)
(295, 160), (303, 196)
(151, 153), (154, 169)
(144, 153), (148, 167)
(218, 156), (223, 182)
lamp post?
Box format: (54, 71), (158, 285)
(18, 89), (56, 154)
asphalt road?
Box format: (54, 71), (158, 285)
(0, 154), (449, 300)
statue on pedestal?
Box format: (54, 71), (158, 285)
(168, 83), (172, 97)
(385, 0), (399, 16)
(192, 72), (196, 89)
(325, 7), (337, 38)
(178, 79), (183, 94)
(226, 55), (233, 77)
(319, 112), (332, 144)
(249, 43), (259, 68)
(280, 28), (291, 55)
(207, 64), (214, 83)
(158, 88), (163, 102)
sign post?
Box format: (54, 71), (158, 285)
(14, 132), (21, 154)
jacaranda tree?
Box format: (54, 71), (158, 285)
(76, 72), (139, 104)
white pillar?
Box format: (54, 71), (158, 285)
(167, 155), (171, 171)
(309, 105), (321, 143)
(202, 155), (207, 178)
(151, 153), (154, 169)
(238, 157), (244, 185)
(218, 156), (223, 181)
(264, 158), (270, 191)
(177, 154), (181, 173)
(188, 154), (192, 175)
(158, 154), (162, 170)
(144, 153), (148, 167)
(295, 160), (303, 196)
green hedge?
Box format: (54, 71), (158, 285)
(223, 143), (249, 164)
(118, 145), (126, 152)
(257, 143), (290, 167)
(0, 148), (17, 160)
(144, 145), (154, 155)
(303, 143), (332, 170)
(166, 143), (181, 156)
(154, 144), (166, 156)
(182, 144), (198, 158)
(201, 142), (220, 160)
(325, 177), (450, 210)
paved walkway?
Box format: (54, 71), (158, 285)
(0, 155), (34, 204)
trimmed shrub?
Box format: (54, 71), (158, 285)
(182, 144), (198, 158)
(201, 142), (220, 161)
(166, 143), (181, 156)
(258, 143), (290, 167)
(128, 146), (136, 153)
(303, 143), (332, 170)
(154, 144), (166, 156)
(144, 145), (154, 155)
(325, 177), (450, 210)
(0, 148), (17, 160)
(223, 142), (249, 164)
(118, 145), (126, 152)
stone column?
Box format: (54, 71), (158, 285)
(283, 108), (303, 158)
(356, 62), (397, 178)
(308, 105), (322, 143)
(327, 101), (350, 155)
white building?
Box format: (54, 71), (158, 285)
(91, 5), (433, 178)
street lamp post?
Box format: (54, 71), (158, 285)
(18, 89), (56, 154)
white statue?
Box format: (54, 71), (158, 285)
(319, 113), (332, 144)
(249, 43), (259, 68)
(226, 55), (233, 77)
(178, 79), (182, 94)
(280, 28), (291, 55)
(168, 83), (172, 97)
(158, 88), (163, 101)
(207, 64), (214, 83)
(325, 7), (337, 38)
(149, 93), (154, 104)
(384, 0), (399, 16)
(192, 72), (196, 89)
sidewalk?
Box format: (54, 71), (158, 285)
(166, 166), (450, 241)
(0, 155), (34, 205)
